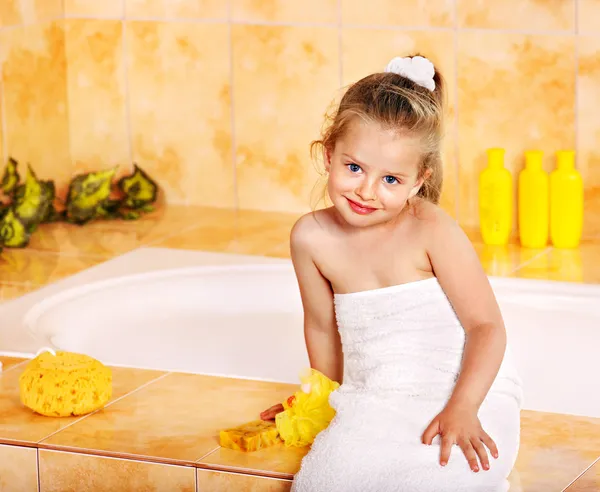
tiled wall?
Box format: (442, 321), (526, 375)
(0, 1), (599, 237)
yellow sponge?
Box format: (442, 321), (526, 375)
(219, 420), (281, 452)
(19, 350), (112, 417)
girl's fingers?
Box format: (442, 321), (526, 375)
(472, 438), (490, 471)
(481, 431), (499, 459)
(458, 438), (480, 473)
(439, 435), (454, 466)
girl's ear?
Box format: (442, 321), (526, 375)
(324, 147), (332, 172)
(408, 168), (432, 199)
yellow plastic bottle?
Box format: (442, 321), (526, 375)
(479, 148), (513, 245)
(518, 150), (549, 248)
(550, 150), (583, 248)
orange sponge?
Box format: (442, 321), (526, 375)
(219, 420), (281, 452)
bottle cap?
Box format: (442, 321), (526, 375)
(556, 150), (575, 170)
(487, 148), (505, 169)
(525, 150), (544, 170)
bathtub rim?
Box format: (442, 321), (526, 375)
(22, 262), (600, 350)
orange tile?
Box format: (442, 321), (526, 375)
(65, 0), (123, 17)
(39, 449), (195, 492)
(125, 0), (228, 19)
(579, 0), (600, 33)
(231, 0), (337, 23)
(24, 205), (210, 256)
(0, 22), (72, 195)
(457, 0), (575, 31)
(457, 31), (575, 230)
(0, 356), (27, 371)
(509, 410), (600, 491)
(341, 0), (453, 27)
(41, 373), (296, 464)
(65, 19), (130, 177)
(0, 250), (106, 285)
(513, 243), (600, 283)
(341, 28), (457, 217)
(197, 469), (293, 492)
(566, 459), (600, 491)
(0, 444), (38, 491)
(199, 443), (308, 479)
(472, 242), (549, 277)
(0, 282), (37, 301)
(233, 24), (339, 214)
(577, 36), (600, 239)
(0, 0), (21, 27)
(32, 0), (63, 22)
(126, 21), (234, 207)
(0, 365), (165, 445)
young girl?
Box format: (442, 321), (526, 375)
(261, 55), (523, 492)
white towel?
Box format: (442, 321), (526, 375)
(291, 277), (523, 492)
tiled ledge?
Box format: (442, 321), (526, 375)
(1, 357), (598, 492)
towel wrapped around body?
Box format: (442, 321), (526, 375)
(291, 277), (523, 492)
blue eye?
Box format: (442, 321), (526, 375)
(347, 163), (361, 173)
(384, 176), (398, 184)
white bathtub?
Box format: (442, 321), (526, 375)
(18, 261), (600, 419)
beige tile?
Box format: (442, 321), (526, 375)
(152, 208), (300, 257)
(197, 469), (293, 492)
(578, 36), (600, 239)
(0, 356), (27, 371)
(233, 24), (339, 213)
(41, 373), (296, 464)
(512, 242), (600, 283)
(0, 21), (72, 195)
(457, 0), (575, 31)
(32, 0), (63, 21)
(65, 0), (123, 17)
(0, 444), (38, 492)
(125, 0), (228, 19)
(126, 21), (233, 207)
(0, 250), (106, 285)
(341, 28), (457, 216)
(199, 443), (307, 479)
(231, 0), (337, 23)
(0, 365), (165, 445)
(0, 0), (21, 27)
(39, 449), (195, 492)
(24, 205), (209, 256)
(341, 0), (454, 27)
(566, 459), (600, 491)
(579, 0), (600, 33)
(509, 410), (600, 492)
(0, 282), (37, 301)
(457, 31), (575, 229)
(65, 19), (130, 176)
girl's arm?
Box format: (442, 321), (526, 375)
(421, 209), (506, 472)
(290, 216), (343, 383)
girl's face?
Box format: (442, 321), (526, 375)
(325, 119), (428, 228)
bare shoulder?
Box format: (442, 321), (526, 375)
(410, 199), (465, 242)
(290, 208), (337, 254)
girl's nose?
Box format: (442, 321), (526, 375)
(356, 179), (377, 201)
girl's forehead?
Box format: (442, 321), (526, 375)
(337, 120), (422, 172)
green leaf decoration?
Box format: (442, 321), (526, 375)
(12, 166), (56, 230)
(65, 167), (117, 224)
(1, 158), (20, 195)
(118, 164), (158, 209)
(0, 208), (30, 248)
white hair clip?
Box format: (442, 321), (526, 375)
(384, 55), (436, 92)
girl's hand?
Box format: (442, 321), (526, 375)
(421, 404), (499, 473)
(260, 403), (284, 421)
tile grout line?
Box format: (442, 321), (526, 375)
(508, 246), (553, 275)
(36, 448), (41, 492)
(574, 0), (579, 167)
(228, 2), (239, 211)
(0, 40), (7, 165)
(561, 455), (600, 491)
(121, 0), (134, 174)
(337, 0), (343, 88)
(37, 372), (171, 445)
(453, 0), (460, 221)
(46, 16), (597, 37)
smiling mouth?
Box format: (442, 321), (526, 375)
(346, 197), (378, 215)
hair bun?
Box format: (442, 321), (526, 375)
(384, 55), (436, 91)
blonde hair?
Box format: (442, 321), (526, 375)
(311, 54), (446, 204)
